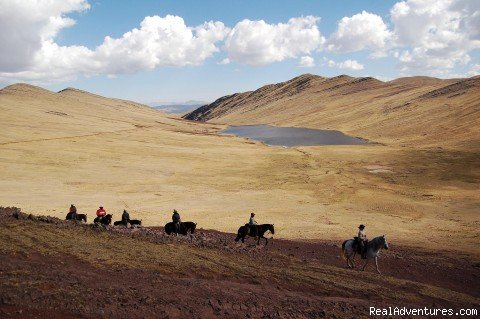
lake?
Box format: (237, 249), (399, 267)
(220, 125), (369, 147)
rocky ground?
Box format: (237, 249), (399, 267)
(0, 207), (478, 318)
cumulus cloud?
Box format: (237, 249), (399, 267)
(0, 0), (90, 73)
(298, 56), (315, 68)
(327, 11), (391, 54)
(2, 0), (480, 83)
(327, 59), (364, 70)
(225, 16), (325, 65)
(217, 58), (231, 65)
(390, 0), (480, 74)
(0, 2), (229, 83)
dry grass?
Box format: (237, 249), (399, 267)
(0, 82), (479, 258)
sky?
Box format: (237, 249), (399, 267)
(0, 0), (479, 103)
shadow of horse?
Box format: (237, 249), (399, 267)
(235, 224), (275, 245)
(164, 221), (196, 236)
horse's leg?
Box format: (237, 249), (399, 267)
(346, 254), (352, 268)
(351, 252), (356, 268)
(375, 257), (381, 274)
(362, 259), (369, 271)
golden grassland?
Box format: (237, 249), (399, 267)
(0, 82), (479, 257)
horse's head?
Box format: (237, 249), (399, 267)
(269, 224), (275, 235)
(381, 235), (389, 250)
(190, 222), (197, 234)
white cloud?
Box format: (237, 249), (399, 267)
(467, 64), (480, 77)
(327, 59), (364, 70)
(218, 58), (230, 65)
(390, 0), (480, 74)
(0, 2), (229, 83)
(225, 16), (325, 65)
(0, 0), (90, 73)
(94, 16), (229, 73)
(298, 56), (315, 68)
(327, 11), (391, 53)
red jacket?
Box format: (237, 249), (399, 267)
(96, 208), (106, 217)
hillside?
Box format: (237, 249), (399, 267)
(184, 74), (480, 150)
(1, 208), (478, 318)
(0, 82), (479, 258)
(0, 83), (174, 145)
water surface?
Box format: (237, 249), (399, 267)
(220, 125), (368, 147)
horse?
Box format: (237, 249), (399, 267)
(113, 220), (128, 226)
(129, 219), (142, 226)
(235, 224), (275, 245)
(342, 235), (389, 274)
(93, 214), (112, 226)
(164, 221), (197, 236)
(65, 212), (87, 223)
(113, 219), (142, 227)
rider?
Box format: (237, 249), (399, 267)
(121, 209), (130, 226)
(67, 204), (77, 220)
(248, 212), (258, 237)
(357, 224), (367, 259)
(96, 206), (106, 222)
(172, 209), (181, 235)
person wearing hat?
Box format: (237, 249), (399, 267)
(248, 212), (258, 237)
(358, 224), (367, 259)
(96, 206), (107, 222)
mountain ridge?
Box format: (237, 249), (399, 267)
(183, 74), (480, 150)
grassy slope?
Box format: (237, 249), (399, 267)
(184, 74), (480, 150)
(0, 82), (479, 257)
(1, 211), (477, 314)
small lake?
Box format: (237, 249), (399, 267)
(220, 125), (369, 147)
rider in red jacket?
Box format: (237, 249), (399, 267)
(96, 206), (106, 217)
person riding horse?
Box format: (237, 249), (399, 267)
(121, 209), (130, 226)
(247, 212), (258, 237)
(96, 206), (107, 223)
(357, 224), (368, 259)
(66, 204), (77, 220)
(172, 209), (181, 235)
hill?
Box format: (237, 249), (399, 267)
(184, 74), (480, 150)
(0, 81), (479, 258)
(1, 207), (478, 318)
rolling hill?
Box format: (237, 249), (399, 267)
(184, 74), (480, 150)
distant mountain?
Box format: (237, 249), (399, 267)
(183, 73), (480, 150)
(153, 103), (206, 114)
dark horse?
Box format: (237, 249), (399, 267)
(65, 212), (87, 222)
(235, 224), (275, 245)
(93, 214), (112, 226)
(113, 219), (142, 227)
(164, 221), (197, 236)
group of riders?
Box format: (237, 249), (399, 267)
(65, 205), (369, 256)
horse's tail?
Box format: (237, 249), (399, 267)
(341, 240), (348, 260)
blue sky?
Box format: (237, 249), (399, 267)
(0, 0), (479, 103)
